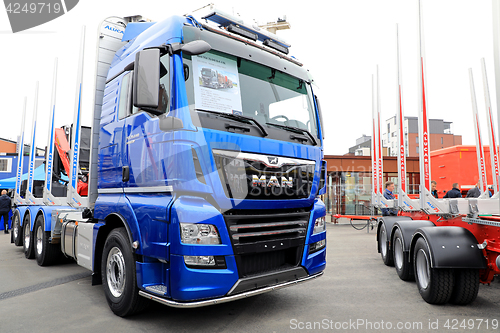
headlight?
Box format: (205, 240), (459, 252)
(313, 216), (326, 234)
(180, 223), (221, 244)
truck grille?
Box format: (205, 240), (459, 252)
(213, 149), (316, 200)
(223, 208), (310, 278)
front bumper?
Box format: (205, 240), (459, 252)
(139, 270), (323, 308)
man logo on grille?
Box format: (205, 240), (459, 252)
(267, 157), (278, 165)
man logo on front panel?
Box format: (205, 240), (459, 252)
(267, 157), (278, 165)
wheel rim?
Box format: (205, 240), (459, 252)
(394, 237), (404, 270)
(24, 221), (30, 250)
(36, 225), (43, 255)
(106, 246), (126, 298)
(416, 248), (430, 289)
(379, 227), (387, 257)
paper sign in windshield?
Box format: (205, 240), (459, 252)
(192, 53), (242, 114)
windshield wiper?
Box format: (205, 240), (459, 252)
(197, 109), (268, 137)
(266, 123), (318, 145)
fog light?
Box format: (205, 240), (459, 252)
(313, 216), (326, 234)
(309, 239), (326, 254)
(184, 255), (215, 266)
(184, 255), (227, 269)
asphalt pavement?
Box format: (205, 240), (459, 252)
(1, 222), (500, 333)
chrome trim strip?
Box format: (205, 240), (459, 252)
(212, 149), (316, 168)
(98, 186), (173, 194)
(97, 188), (123, 194)
(124, 186), (173, 193)
(139, 272), (323, 309)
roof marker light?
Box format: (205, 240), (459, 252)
(263, 39), (289, 54)
(228, 24), (258, 41)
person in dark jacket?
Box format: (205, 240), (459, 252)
(0, 190), (11, 233)
(431, 180), (438, 198)
(443, 183), (462, 198)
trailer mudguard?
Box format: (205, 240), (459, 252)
(16, 206), (28, 226)
(377, 216), (412, 253)
(391, 220), (435, 252)
(411, 226), (486, 269)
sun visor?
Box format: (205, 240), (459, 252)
(122, 22), (156, 42)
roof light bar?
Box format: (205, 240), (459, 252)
(202, 6), (291, 49)
(228, 24), (257, 41)
(263, 39), (289, 54)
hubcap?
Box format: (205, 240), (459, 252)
(416, 248), (430, 289)
(106, 247), (126, 298)
(36, 225), (43, 255)
(394, 237), (404, 270)
(24, 222), (30, 250)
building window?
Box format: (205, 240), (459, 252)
(441, 137), (443, 144)
(0, 158), (12, 173)
(416, 136), (419, 143)
(416, 146), (419, 154)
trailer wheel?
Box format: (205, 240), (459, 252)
(34, 215), (60, 266)
(23, 214), (35, 259)
(378, 222), (393, 266)
(102, 228), (149, 317)
(413, 237), (454, 304)
(393, 228), (413, 281)
(449, 269), (479, 305)
(12, 211), (23, 246)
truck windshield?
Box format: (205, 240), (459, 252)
(184, 50), (319, 141)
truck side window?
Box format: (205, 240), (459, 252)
(118, 72), (132, 119)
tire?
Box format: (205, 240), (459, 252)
(101, 228), (149, 317)
(23, 214), (35, 259)
(378, 222), (393, 266)
(413, 237), (454, 304)
(393, 228), (414, 281)
(449, 269), (479, 305)
(12, 211), (22, 246)
(34, 215), (60, 266)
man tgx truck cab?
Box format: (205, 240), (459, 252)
(12, 7), (327, 317)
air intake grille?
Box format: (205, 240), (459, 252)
(224, 208), (310, 278)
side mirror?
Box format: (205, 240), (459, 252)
(181, 40), (211, 56)
(167, 40), (211, 56)
(133, 49), (160, 108)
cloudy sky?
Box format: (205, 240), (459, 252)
(0, 0), (497, 155)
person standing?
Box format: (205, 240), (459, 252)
(0, 190), (11, 234)
(443, 183), (462, 198)
(381, 181), (397, 216)
(431, 180), (438, 198)
(466, 181), (481, 198)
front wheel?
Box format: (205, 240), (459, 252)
(413, 237), (454, 304)
(23, 214), (35, 259)
(101, 228), (149, 317)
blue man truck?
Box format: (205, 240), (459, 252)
(11, 8), (326, 317)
